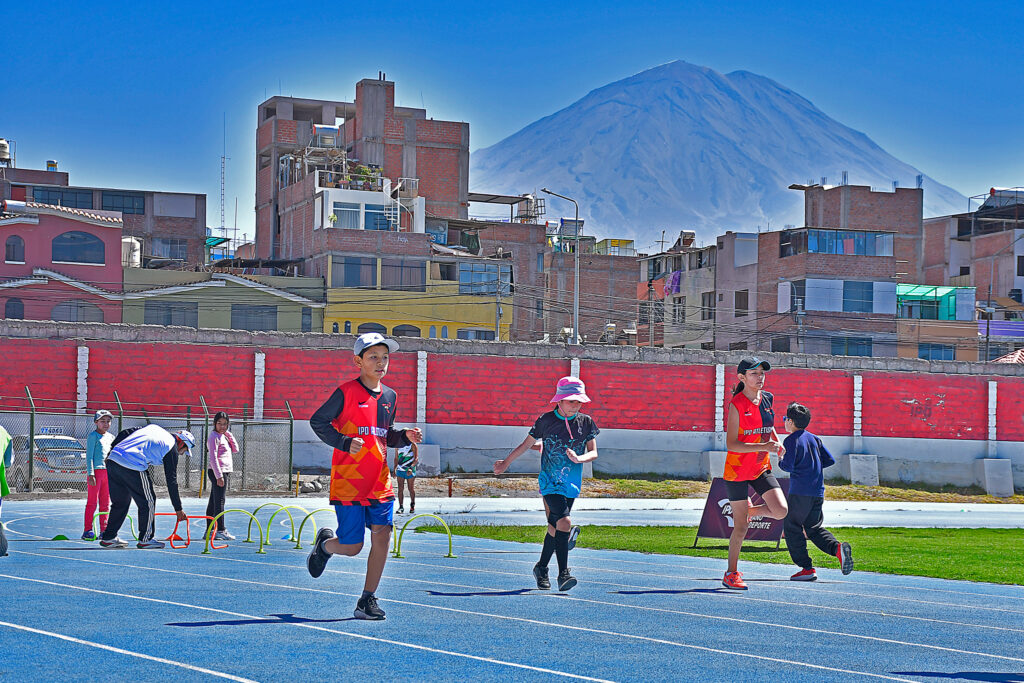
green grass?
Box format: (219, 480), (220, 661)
(420, 525), (1024, 585)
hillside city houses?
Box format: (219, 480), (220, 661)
(2, 74), (1023, 361)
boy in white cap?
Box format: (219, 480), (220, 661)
(82, 409), (114, 540)
(494, 376), (599, 591)
(98, 424), (190, 549)
(306, 332), (423, 620)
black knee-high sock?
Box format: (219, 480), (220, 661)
(554, 530), (570, 574)
(538, 531), (556, 567)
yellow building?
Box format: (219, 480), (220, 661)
(323, 248), (512, 341)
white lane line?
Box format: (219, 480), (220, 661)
(6, 553), (977, 680)
(0, 619), (257, 682)
(398, 543), (1024, 616)
(0, 572), (611, 683)
(414, 532), (1024, 603)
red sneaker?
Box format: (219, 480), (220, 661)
(837, 542), (853, 575)
(790, 568), (817, 581)
(722, 571), (748, 590)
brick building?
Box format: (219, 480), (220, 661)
(0, 164), (207, 265)
(255, 75), (469, 262)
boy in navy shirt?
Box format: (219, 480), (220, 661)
(778, 403), (853, 581)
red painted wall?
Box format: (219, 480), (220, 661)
(582, 362), (715, 431)
(765, 369), (855, 436)
(0, 339), (78, 411)
(861, 372), (988, 440)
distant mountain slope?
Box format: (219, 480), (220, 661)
(470, 60), (966, 249)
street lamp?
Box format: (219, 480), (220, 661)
(541, 188), (580, 344)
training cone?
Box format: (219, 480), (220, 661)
(51, 534), (69, 540)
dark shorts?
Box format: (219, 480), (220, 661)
(542, 493), (575, 522)
(724, 471), (781, 502)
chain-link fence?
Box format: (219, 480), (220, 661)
(0, 408), (294, 495)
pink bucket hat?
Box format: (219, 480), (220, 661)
(549, 376), (591, 403)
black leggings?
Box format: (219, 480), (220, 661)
(784, 494), (839, 570)
(206, 470), (229, 531)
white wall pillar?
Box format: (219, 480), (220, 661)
(852, 374), (863, 453)
(987, 381), (998, 458)
(570, 357), (580, 378)
(416, 351), (427, 426)
(714, 364), (725, 450)
(253, 352), (266, 420)
(76, 345), (89, 414)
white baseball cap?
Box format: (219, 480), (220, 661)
(93, 409), (113, 422)
(173, 430), (196, 455)
(353, 332), (399, 356)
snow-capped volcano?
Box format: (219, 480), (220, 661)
(470, 60), (966, 250)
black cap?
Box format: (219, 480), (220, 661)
(737, 357), (771, 373)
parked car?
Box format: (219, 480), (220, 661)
(7, 430), (88, 492)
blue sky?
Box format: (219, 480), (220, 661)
(2, 1), (1022, 241)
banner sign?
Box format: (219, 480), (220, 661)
(694, 476), (790, 545)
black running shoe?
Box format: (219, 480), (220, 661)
(354, 595), (386, 620)
(837, 542), (854, 575)
(306, 528), (334, 579)
(567, 525), (581, 551)
(533, 564), (550, 590)
(557, 570), (577, 592)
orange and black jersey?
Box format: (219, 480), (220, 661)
(724, 390), (775, 482)
(310, 379), (410, 506)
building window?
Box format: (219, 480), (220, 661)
(729, 342), (748, 351)
(301, 307), (312, 333)
(900, 299), (939, 319)
(331, 256), (376, 288)
(689, 250), (715, 270)
(536, 300), (543, 319)
(700, 291), (715, 321)
(344, 320), (351, 333)
(831, 336), (872, 356)
(672, 296), (686, 324)
(919, 343), (955, 361)
(331, 202), (360, 230)
(151, 237), (188, 260)
(230, 304), (277, 331)
(51, 300), (103, 322)
(959, 265), (970, 276)
(781, 228), (893, 257)
(789, 279), (807, 312)
(700, 341), (715, 350)
(101, 191), (145, 215)
(1018, 255), (1024, 277)
(52, 231), (105, 264)
(459, 262), (511, 295)
(441, 326), (449, 339)
(381, 259), (426, 292)
(357, 322), (387, 335)
(143, 300), (198, 328)
(4, 298), (24, 319)
(5, 235), (25, 262)
(843, 281), (874, 313)
(434, 263), (457, 281)
(392, 324), (421, 337)
(32, 187), (92, 209)
(770, 336), (790, 353)
(647, 259), (661, 281)
(457, 329), (496, 340)
(734, 290), (748, 317)
(364, 204), (389, 231)
(429, 326), (437, 338)
(332, 322), (339, 333)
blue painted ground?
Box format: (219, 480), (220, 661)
(1, 500), (1023, 682)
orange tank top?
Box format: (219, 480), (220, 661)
(724, 390), (775, 482)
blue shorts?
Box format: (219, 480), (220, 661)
(334, 501), (394, 545)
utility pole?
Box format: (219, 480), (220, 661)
(647, 280), (655, 347)
(541, 188), (580, 344)
(494, 274), (502, 341)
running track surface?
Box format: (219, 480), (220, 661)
(1, 500), (1023, 682)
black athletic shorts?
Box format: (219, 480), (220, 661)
(724, 471), (781, 502)
(542, 493), (575, 522)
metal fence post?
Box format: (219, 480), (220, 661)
(199, 396), (210, 498)
(25, 386), (35, 493)
(113, 390), (124, 434)
(185, 406), (192, 489)
(285, 400), (295, 491)
(241, 403), (248, 490)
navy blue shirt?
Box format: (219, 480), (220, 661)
(778, 429), (835, 497)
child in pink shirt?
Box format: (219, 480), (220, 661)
(206, 411), (239, 540)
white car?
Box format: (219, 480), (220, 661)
(7, 433), (88, 492)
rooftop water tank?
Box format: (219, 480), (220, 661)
(0, 139), (10, 165)
(46, 159), (58, 172)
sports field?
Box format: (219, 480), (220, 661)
(2, 499), (1023, 682)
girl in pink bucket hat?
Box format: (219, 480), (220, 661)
(494, 376), (599, 592)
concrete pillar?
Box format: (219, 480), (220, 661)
(987, 381), (998, 458)
(979, 458), (1013, 498)
(416, 351), (427, 426)
(848, 454), (879, 486)
(852, 374), (863, 453)
(702, 450), (727, 479)
(75, 345), (89, 414)
(253, 352), (266, 420)
(570, 357), (581, 378)
(714, 364), (725, 450)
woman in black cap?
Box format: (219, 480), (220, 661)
(721, 357), (788, 590)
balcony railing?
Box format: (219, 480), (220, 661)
(316, 170), (382, 192)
